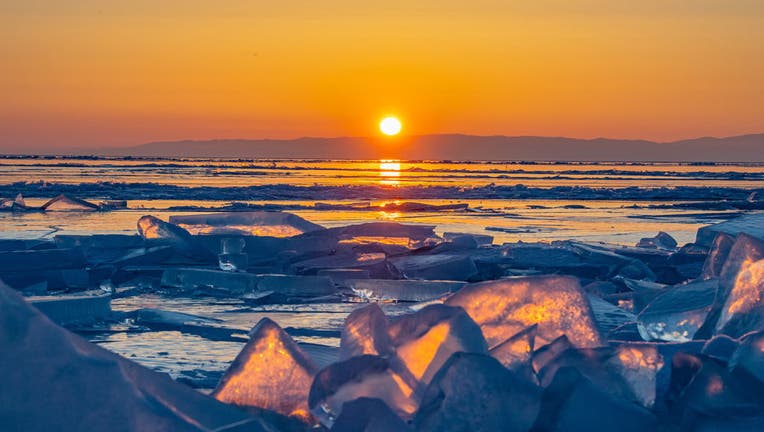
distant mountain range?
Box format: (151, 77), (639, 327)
(99, 133), (763, 162)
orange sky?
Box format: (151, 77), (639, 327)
(1, 1), (762, 151)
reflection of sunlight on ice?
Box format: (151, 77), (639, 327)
(379, 160), (401, 185)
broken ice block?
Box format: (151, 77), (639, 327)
(729, 330), (764, 384)
(340, 304), (394, 360)
(331, 398), (412, 432)
(607, 344), (666, 408)
(29, 292), (111, 326)
(637, 279), (717, 342)
(0, 282), (277, 432)
(169, 211), (324, 236)
(442, 232), (493, 246)
(137, 215), (216, 261)
(668, 352), (764, 421)
(212, 318), (318, 421)
(414, 352), (542, 432)
(308, 355), (418, 427)
(317, 268), (370, 287)
(489, 324), (537, 382)
(387, 304), (488, 388)
(446, 275), (604, 348)
(696, 213), (764, 246)
(532, 367), (657, 432)
(0, 248), (85, 272)
(716, 256), (764, 337)
(702, 335), (740, 362)
(290, 252), (389, 277)
(219, 253), (248, 271)
(161, 268), (258, 294)
(40, 194), (100, 211)
(347, 279), (465, 302)
(636, 231), (678, 250)
(256, 274), (335, 298)
(718, 233), (764, 294)
(621, 278), (668, 313)
(701, 233), (736, 279)
(587, 294), (638, 339)
(390, 254), (477, 281)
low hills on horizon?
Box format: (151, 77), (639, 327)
(92, 132), (763, 162)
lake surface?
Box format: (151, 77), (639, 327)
(1, 157), (761, 245)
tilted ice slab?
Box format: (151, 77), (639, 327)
(718, 233), (764, 295)
(701, 232), (735, 279)
(0, 283), (277, 432)
(137, 215), (216, 261)
(169, 211), (324, 237)
(637, 279), (717, 342)
(347, 279), (465, 302)
(340, 304), (395, 360)
(40, 194), (100, 211)
(387, 304), (488, 390)
(445, 275), (604, 349)
(389, 254), (478, 281)
(716, 257), (764, 337)
(696, 213), (764, 247)
(212, 318), (318, 422)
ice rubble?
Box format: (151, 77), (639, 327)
(212, 318), (318, 421)
(169, 211), (324, 236)
(445, 275), (604, 348)
(0, 282), (279, 432)
(6, 210), (764, 430)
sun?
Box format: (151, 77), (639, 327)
(379, 116), (402, 136)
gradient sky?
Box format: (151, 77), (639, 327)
(1, 1), (763, 151)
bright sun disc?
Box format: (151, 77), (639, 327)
(379, 117), (402, 136)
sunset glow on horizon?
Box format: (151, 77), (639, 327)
(1, 1), (762, 152)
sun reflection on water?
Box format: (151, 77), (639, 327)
(379, 160), (401, 185)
